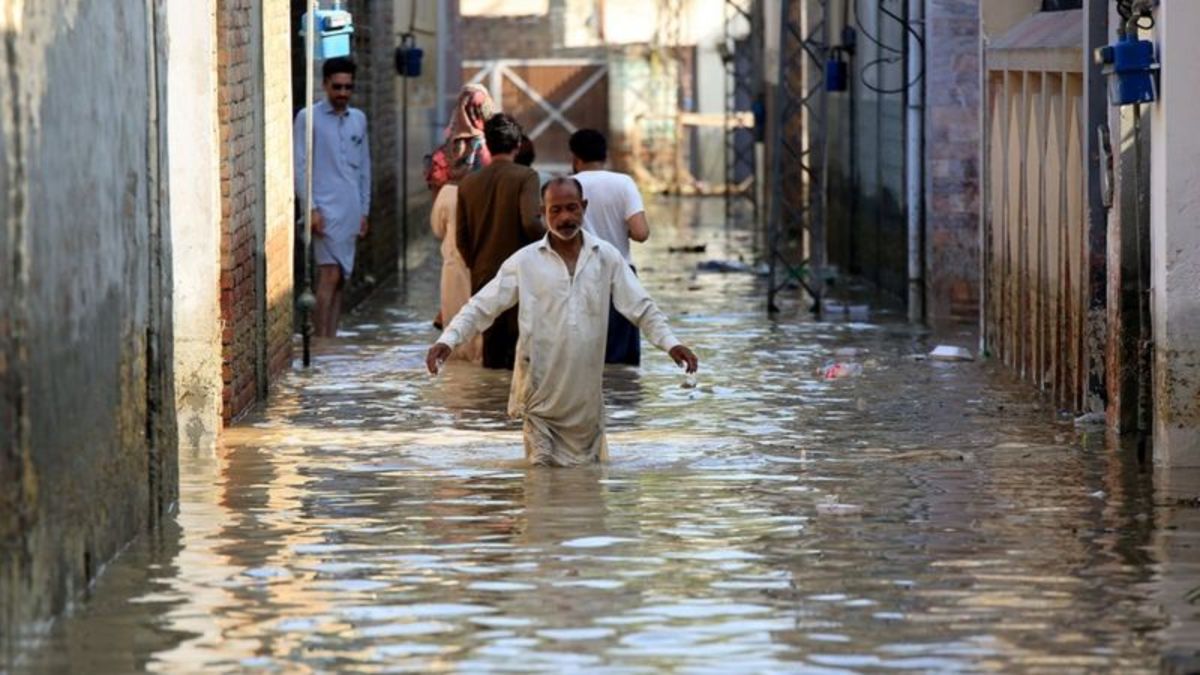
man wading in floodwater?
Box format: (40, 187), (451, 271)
(426, 177), (699, 466)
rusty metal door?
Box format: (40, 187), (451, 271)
(463, 59), (609, 173)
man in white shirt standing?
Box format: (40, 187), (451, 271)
(293, 57), (371, 338)
(426, 178), (697, 467)
(569, 129), (650, 365)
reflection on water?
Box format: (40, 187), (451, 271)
(11, 199), (1200, 672)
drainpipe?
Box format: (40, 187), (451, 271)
(905, 0), (925, 323)
(300, 0), (317, 366)
(436, 0), (448, 126)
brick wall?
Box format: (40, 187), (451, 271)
(461, 14), (559, 60)
(218, 0), (262, 421)
(218, 0), (294, 423)
(924, 0), (982, 323)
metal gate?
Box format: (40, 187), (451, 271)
(463, 59), (609, 174)
(982, 12), (1090, 411)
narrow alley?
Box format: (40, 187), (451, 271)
(13, 201), (1200, 671)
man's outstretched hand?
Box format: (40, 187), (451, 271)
(426, 343), (452, 374)
(669, 345), (699, 374)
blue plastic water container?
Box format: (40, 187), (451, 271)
(395, 34), (424, 78)
(825, 57), (848, 92)
(300, 8), (354, 60)
(1095, 33), (1158, 106)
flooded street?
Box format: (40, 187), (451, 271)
(16, 199), (1200, 672)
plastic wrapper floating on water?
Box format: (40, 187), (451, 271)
(820, 362), (864, 380)
(929, 345), (975, 362)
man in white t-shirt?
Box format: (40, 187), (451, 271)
(569, 129), (650, 365)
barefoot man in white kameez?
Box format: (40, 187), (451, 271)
(426, 177), (699, 466)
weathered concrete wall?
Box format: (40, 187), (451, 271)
(1, 0), (176, 649)
(1149, 0), (1200, 465)
(924, 0), (982, 324)
(463, 0), (549, 15)
(263, 2), (295, 381)
(168, 0), (223, 452)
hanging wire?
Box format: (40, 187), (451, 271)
(854, 0), (924, 95)
(854, 0), (901, 55)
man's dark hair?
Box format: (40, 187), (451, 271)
(515, 135), (536, 167)
(568, 129), (607, 163)
(541, 176), (584, 201)
(484, 113), (523, 155)
(323, 57), (357, 80)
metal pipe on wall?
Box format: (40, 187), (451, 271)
(301, 0), (316, 366)
(905, 0), (925, 323)
(402, 71), (409, 279)
(436, 0), (448, 126)
(978, 29), (989, 356)
(765, 0), (785, 313)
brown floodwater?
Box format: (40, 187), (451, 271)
(11, 198), (1200, 673)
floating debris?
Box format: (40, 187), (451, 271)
(816, 497), (864, 516)
(823, 301), (871, 321)
(883, 449), (972, 463)
(820, 362), (863, 380)
(696, 259), (766, 275)
(929, 345), (975, 362)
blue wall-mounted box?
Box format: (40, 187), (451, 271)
(1095, 33), (1158, 106)
(300, 7), (354, 60)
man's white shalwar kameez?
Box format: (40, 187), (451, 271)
(437, 232), (681, 466)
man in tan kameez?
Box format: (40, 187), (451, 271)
(455, 113), (544, 370)
(426, 178), (699, 466)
